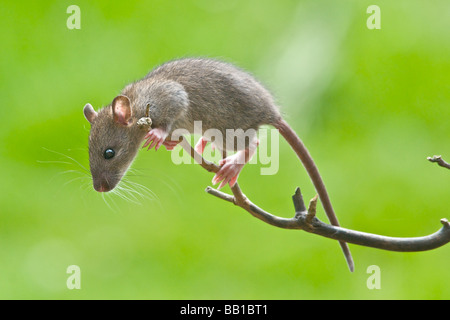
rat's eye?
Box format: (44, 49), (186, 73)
(103, 148), (115, 159)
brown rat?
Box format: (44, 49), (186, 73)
(83, 57), (354, 271)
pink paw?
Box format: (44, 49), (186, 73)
(194, 137), (209, 154)
(163, 140), (181, 151)
(212, 155), (244, 189)
(142, 128), (168, 151)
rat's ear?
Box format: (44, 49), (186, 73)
(83, 103), (98, 124)
(112, 95), (132, 126)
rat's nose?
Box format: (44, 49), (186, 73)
(94, 179), (111, 192)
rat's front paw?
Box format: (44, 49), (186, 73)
(142, 128), (168, 151)
(163, 140), (181, 151)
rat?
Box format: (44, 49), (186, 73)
(83, 57), (354, 271)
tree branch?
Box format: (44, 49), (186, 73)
(180, 137), (450, 255)
(205, 186), (450, 251)
(427, 155), (450, 170)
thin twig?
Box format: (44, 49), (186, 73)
(428, 155), (450, 170)
(182, 137), (450, 257)
(205, 185), (450, 251)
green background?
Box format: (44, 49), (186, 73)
(0, 0), (449, 299)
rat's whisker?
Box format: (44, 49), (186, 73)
(122, 179), (159, 202)
(38, 147), (91, 193)
(120, 180), (148, 197)
(56, 169), (90, 177)
(112, 186), (142, 205)
(101, 192), (115, 212)
(102, 192), (121, 214)
(41, 147), (89, 173)
(118, 183), (149, 203)
(116, 184), (144, 201)
(80, 179), (93, 192)
(133, 167), (184, 195)
(122, 167), (149, 178)
(37, 160), (75, 166)
(118, 179), (164, 212)
(63, 176), (90, 187)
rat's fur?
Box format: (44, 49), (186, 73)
(122, 58), (282, 136)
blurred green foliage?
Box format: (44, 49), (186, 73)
(0, 0), (449, 299)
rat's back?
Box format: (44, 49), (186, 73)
(144, 58), (281, 131)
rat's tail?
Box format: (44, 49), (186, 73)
(275, 119), (354, 272)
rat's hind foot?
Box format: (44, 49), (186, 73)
(142, 128), (168, 151)
(211, 138), (259, 189)
(212, 153), (245, 189)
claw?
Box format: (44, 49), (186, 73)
(212, 173), (222, 185)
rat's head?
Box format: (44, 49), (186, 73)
(83, 95), (150, 192)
